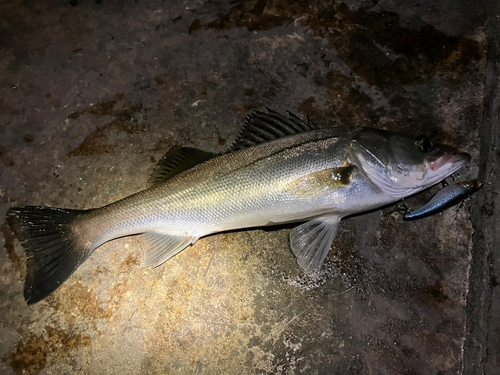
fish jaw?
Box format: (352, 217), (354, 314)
(348, 140), (471, 200)
(430, 151), (471, 172)
(422, 152), (471, 186)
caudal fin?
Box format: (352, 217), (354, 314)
(7, 206), (88, 304)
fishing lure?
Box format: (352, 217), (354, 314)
(404, 180), (481, 220)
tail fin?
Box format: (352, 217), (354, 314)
(7, 206), (88, 304)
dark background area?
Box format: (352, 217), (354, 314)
(0, 0), (498, 373)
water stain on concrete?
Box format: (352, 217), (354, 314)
(0, 146), (15, 167)
(23, 134), (34, 143)
(67, 93), (146, 157)
(5, 334), (47, 375)
(119, 254), (140, 272)
(205, 0), (483, 135)
(188, 18), (202, 35)
(205, 1), (481, 88)
(1, 220), (22, 273)
(5, 327), (91, 375)
(420, 281), (450, 305)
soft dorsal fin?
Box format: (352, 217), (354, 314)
(148, 147), (217, 187)
(230, 108), (318, 151)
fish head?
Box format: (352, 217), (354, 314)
(348, 129), (471, 199)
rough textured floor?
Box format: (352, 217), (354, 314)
(0, 1), (498, 374)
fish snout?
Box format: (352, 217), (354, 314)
(430, 151), (470, 172)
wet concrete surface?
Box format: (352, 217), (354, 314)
(0, 0), (497, 374)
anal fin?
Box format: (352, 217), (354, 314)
(290, 215), (341, 274)
(139, 232), (196, 268)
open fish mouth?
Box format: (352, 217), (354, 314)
(420, 151), (471, 189)
(430, 152), (471, 172)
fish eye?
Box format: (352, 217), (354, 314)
(415, 136), (434, 152)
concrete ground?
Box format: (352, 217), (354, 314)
(0, 0), (498, 374)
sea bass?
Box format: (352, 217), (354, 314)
(7, 109), (470, 304)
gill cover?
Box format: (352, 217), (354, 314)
(347, 129), (461, 199)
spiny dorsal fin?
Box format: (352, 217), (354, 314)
(230, 108), (318, 151)
(148, 147), (218, 187)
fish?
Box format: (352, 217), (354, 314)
(403, 180), (481, 220)
(7, 109), (471, 304)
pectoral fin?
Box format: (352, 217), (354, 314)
(290, 215), (341, 274)
(139, 232), (196, 268)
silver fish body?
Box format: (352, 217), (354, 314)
(7, 110), (471, 304)
(83, 130), (383, 247)
(404, 180), (481, 220)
